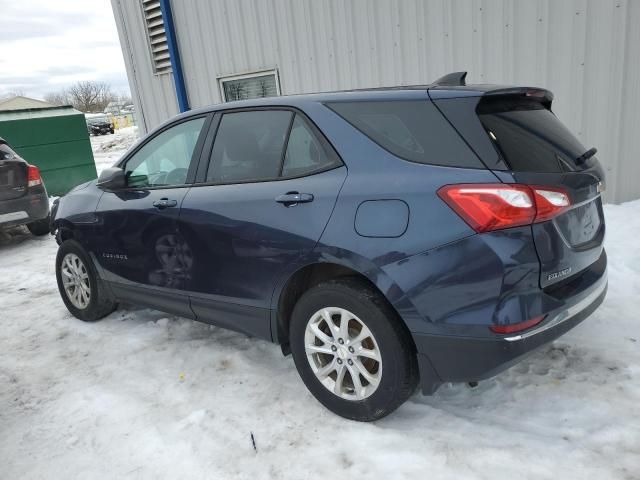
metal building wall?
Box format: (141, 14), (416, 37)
(111, 0), (640, 203)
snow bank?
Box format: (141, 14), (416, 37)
(93, 126), (139, 153)
(1, 197), (638, 477)
(91, 126), (139, 175)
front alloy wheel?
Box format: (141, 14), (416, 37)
(55, 239), (117, 321)
(61, 253), (91, 309)
(305, 307), (382, 400)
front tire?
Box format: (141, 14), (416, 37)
(290, 278), (418, 421)
(55, 240), (117, 321)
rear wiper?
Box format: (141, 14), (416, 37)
(575, 147), (597, 165)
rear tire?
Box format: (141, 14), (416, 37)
(27, 216), (50, 236)
(55, 239), (117, 321)
(289, 277), (418, 421)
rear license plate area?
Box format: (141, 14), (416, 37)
(555, 198), (602, 247)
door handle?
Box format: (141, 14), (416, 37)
(153, 198), (178, 209)
(275, 192), (314, 206)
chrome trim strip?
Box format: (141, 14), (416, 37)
(567, 192), (602, 210)
(504, 276), (607, 342)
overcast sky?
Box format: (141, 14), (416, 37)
(0, 0), (130, 99)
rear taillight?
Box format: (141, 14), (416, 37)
(489, 315), (545, 334)
(437, 183), (571, 233)
(531, 187), (570, 223)
(27, 165), (42, 187)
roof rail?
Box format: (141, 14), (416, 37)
(432, 71), (467, 87)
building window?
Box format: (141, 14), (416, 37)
(219, 70), (280, 102)
(141, 0), (171, 74)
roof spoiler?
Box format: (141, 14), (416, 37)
(432, 71), (467, 87)
(484, 87), (554, 106)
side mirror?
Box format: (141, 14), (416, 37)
(97, 167), (126, 190)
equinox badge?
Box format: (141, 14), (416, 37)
(548, 267), (572, 281)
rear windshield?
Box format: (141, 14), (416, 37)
(326, 100), (483, 168)
(0, 143), (18, 161)
(478, 97), (589, 172)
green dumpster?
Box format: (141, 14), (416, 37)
(0, 106), (97, 196)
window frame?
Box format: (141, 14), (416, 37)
(115, 113), (212, 191)
(217, 69), (281, 102)
(194, 106), (344, 187)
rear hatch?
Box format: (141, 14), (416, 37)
(0, 142), (27, 201)
(434, 89), (605, 288)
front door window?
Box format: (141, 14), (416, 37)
(124, 117), (206, 188)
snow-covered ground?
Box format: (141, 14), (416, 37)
(91, 126), (139, 175)
(0, 128), (639, 479)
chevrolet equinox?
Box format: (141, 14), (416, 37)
(51, 72), (607, 421)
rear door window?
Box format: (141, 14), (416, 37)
(326, 100), (483, 168)
(281, 114), (341, 177)
(206, 110), (293, 183)
(478, 97), (590, 172)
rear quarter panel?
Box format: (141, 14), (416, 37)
(292, 99), (511, 334)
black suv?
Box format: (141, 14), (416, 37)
(0, 137), (50, 236)
(87, 116), (115, 136)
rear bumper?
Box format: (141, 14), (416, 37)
(414, 269), (607, 394)
(0, 191), (49, 228)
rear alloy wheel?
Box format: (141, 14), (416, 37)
(304, 307), (382, 400)
(55, 239), (117, 321)
(290, 278), (418, 421)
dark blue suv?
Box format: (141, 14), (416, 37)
(51, 73), (607, 421)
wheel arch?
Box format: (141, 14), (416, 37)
(53, 219), (77, 244)
(271, 257), (419, 355)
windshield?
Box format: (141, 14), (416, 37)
(478, 97), (591, 172)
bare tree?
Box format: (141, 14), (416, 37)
(66, 81), (115, 113)
(44, 91), (70, 106)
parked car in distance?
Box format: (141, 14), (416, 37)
(51, 72), (607, 421)
(0, 137), (50, 236)
(86, 114), (114, 136)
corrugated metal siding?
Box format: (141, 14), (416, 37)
(112, 0), (178, 132)
(112, 0), (640, 203)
